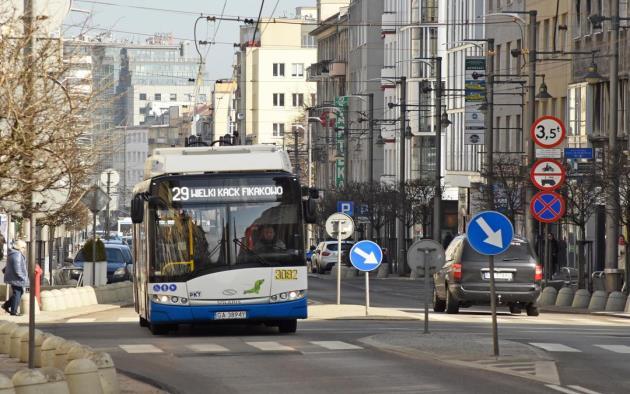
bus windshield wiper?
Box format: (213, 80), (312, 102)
(232, 238), (271, 266)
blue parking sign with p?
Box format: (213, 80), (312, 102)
(337, 201), (354, 216)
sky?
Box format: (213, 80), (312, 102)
(63, 0), (315, 81)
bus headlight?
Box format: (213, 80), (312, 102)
(171, 296), (179, 303)
(180, 298), (188, 304)
(159, 295), (169, 303)
(270, 290), (305, 303)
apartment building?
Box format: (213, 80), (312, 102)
(213, 80), (237, 141)
(234, 7), (318, 149)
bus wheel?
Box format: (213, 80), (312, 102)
(278, 319), (297, 334)
(139, 316), (148, 327)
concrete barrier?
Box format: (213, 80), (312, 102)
(90, 352), (119, 394)
(52, 290), (66, 311)
(0, 323), (18, 354)
(572, 289), (591, 308)
(538, 286), (558, 306)
(39, 367), (70, 394)
(66, 346), (94, 365)
(10, 327), (29, 359)
(64, 359), (104, 394)
(114, 284), (127, 302)
(626, 294), (630, 313)
(555, 287), (575, 307)
(63, 289), (76, 309)
(588, 290), (608, 311)
(19, 329), (43, 363)
(605, 291), (627, 312)
(376, 263), (389, 278)
(41, 337), (65, 368)
(12, 368), (68, 394)
(0, 373), (14, 394)
(18, 294), (39, 316)
(85, 287), (98, 305)
(40, 291), (56, 312)
(54, 340), (80, 370)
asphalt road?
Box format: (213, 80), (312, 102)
(36, 275), (630, 394)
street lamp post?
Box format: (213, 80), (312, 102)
(398, 76), (407, 276)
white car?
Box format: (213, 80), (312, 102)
(310, 241), (354, 274)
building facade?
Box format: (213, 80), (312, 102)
(213, 80), (238, 141)
(235, 8), (318, 151)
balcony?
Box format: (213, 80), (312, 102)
(329, 61), (346, 77)
(381, 13), (395, 35)
(381, 67), (396, 89)
(306, 60), (330, 82)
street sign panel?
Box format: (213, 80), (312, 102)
(531, 115), (566, 148)
(349, 240), (383, 272)
(530, 191), (565, 223)
(406, 239), (445, 274)
(337, 201), (354, 216)
(466, 211), (514, 256)
(464, 131), (485, 145)
(325, 213), (354, 239)
(535, 148), (563, 158)
(564, 148), (594, 159)
(530, 159), (566, 191)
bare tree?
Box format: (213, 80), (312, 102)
(563, 167), (604, 289)
(0, 10), (98, 224)
(478, 153), (524, 222)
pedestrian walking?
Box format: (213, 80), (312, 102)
(2, 240), (29, 316)
(0, 232), (5, 261)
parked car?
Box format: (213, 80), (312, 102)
(72, 243), (133, 283)
(310, 241), (354, 274)
(433, 235), (542, 316)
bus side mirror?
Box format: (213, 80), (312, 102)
(131, 195), (144, 224)
(303, 198), (317, 224)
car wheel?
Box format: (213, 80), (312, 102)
(526, 304), (539, 317)
(433, 287), (446, 312)
(317, 262), (324, 274)
(445, 285), (459, 314)
(509, 304), (522, 314)
(278, 319), (297, 334)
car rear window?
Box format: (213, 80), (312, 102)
(326, 243), (353, 251)
(462, 241), (534, 261)
(106, 248), (124, 263)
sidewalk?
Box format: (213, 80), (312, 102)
(539, 304), (630, 319)
(0, 302), (165, 393)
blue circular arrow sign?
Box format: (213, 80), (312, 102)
(349, 240), (383, 272)
(466, 211), (514, 256)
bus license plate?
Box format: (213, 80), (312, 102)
(215, 311), (247, 320)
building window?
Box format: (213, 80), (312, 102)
(139, 93), (147, 100)
(170, 93), (177, 101)
(139, 107), (147, 115)
(154, 93), (161, 101)
(273, 123), (285, 136)
(273, 63), (285, 77)
(199, 94), (207, 102)
(301, 34), (315, 48)
(273, 93), (285, 107)
(291, 63), (304, 77)
(292, 93), (304, 107)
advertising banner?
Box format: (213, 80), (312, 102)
(464, 57), (486, 146)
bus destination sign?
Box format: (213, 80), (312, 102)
(171, 185), (284, 201)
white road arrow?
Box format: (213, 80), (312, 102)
(354, 247), (379, 265)
(476, 217), (503, 248)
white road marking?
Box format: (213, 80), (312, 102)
(529, 343), (581, 352)
(246, 341), (295, 351)
(186, 344), (229, 353)
(545, 385), (582, 394)
(119, 344), (163, 354)
(66, 318), (96, 323)
(116, 317), (138, 322)
(566, 385), (602, 394)
(593, 344), (630, 354)
(310, 341), (363, 350)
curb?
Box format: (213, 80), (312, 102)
(540, 306), (630, 319)
(117, 369), (180, 394)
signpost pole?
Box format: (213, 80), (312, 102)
(423, 250), (430, 334)
(489, 254), (499, 357)
(365, 271), (370, 316)
(337, 223), (342, 305)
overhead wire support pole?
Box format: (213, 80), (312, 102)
(525, 10), (538, 247)
(434, 57), (442, 244)
(605, 0), (621, 291)
(397, 76), (407, 276)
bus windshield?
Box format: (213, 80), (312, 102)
(148, 174), (304, 282)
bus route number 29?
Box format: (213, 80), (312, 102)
(274, 269), (298, 280)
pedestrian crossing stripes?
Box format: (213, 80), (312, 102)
(546, 384), (602, 394)
(65, 317), (138, 323)
(119, 344), (163, 354)
(529, 343), (581, 352)
(593, 344), (630, 354)
(117, 340), (364, 354)
(67, 318), (96, 323)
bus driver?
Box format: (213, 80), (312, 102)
(254, 225), (286, 252)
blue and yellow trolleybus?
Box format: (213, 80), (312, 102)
(130, 145), (316, 335)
